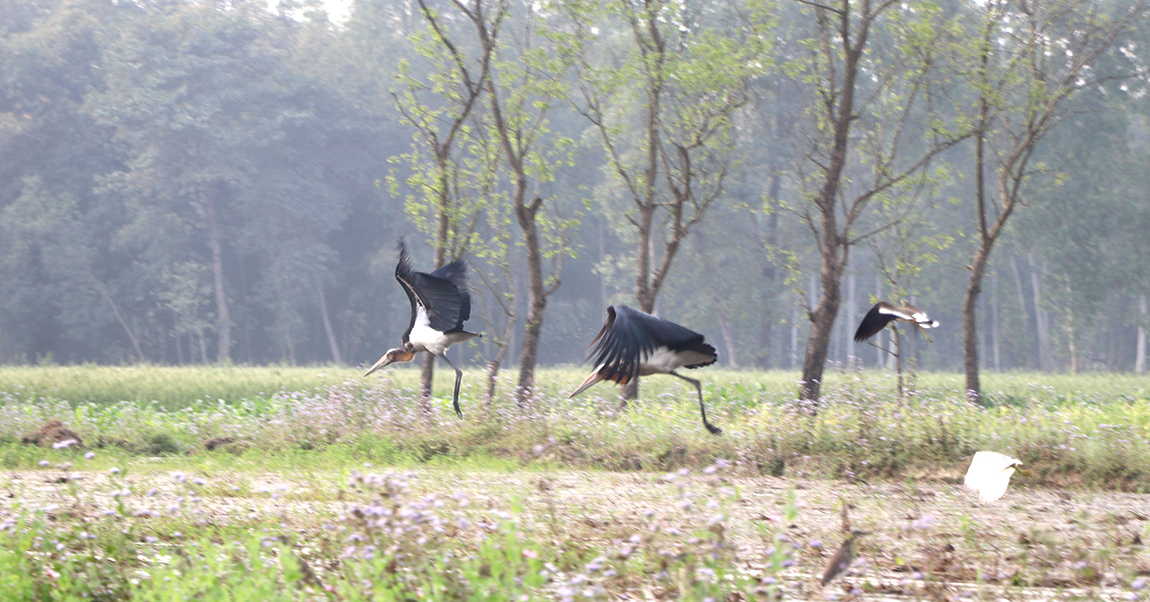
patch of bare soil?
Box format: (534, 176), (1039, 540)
(2, 465), (1146, 600)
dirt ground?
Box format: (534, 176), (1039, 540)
(3, 465), (1148, 601)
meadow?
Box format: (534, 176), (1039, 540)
(1, 365), (1149, 600)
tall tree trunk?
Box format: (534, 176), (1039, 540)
(797, 0), (870, 405)
(206, 192), (231, 365)
(515, 196), (547, 406)
(962, 245), (992, 402)
(846, 273), (856, 366)
(1009, 254), (1034, 366)
(1110, 294), (1126, 371)
(1138, 294), (1147, 374)
(315, 277), (342, 365)
(893, 326), (904, 401)
(760, 173), (782, 368)
(1028, 253), (1052, 371)
(89, 271), (144, 362)
(621, 204), (659, 403)
(800, 248), (844, 403)
(789, 303), (799, 370)
(719, 316), (738, 369)
(991, 265), (1001, 371)
(485, 316), (516, 407)
(196, 325), (208, 364)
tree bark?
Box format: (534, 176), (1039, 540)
(991, 265), (1001, 371)
(315, 276), (342, 365)
(485, 316), (515, 406)
(514, 196), (547, 406)
(1138, 294), (1147, 374)
(797, 0), (869, 405)
(205, 191), (231, 365)
(1028, 253), (1052, 371)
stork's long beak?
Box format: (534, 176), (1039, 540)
(568, 370), (604, 398)
(364, 353), (395, 377)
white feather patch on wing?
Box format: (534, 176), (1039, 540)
(964, 451), (1022, 504)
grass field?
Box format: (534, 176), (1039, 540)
(1, 365), (1149, 600)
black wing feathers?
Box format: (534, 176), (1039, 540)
(853, 303), (896, 342)
(395, 241), (472, 334)
(395, 243), (420, 341)
(586, 305), (715, 384)
(429, 261), (472, 324)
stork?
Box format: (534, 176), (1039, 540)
(964, 451), (1023, 504)
(569, 305), (722, 435)
(364, 241), (480, 418)
(853, 301), (940, 343)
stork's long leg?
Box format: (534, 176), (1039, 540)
(911, 322), (935, 343)
(670, 371), (722, 435)
(433, 351), (465, 418)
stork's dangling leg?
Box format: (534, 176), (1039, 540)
(434, 351), (465, 418)
(670, 371), (722, 435)
(912, 321), (935, 343)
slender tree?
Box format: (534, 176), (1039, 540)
(390, 0), (498, 405)
(561, 0), (773, 397)
(961, 0), (1149, 402)
(790, 0), (968, 404)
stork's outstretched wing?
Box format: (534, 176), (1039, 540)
(394, 242), (470, 334)
(853, 303), (899, 342)
(585, 305), (715, 385)
(853, 301), (939, 342)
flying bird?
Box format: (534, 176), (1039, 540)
(964, 451), (1022, 504)
(821, 530), (869, 586)
(853, 300), (940, 343)
(364, 241), (480, 418)
(570, 305), (722, 435)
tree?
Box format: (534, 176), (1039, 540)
(483, 1), (579, 403)
(561, 0), (773, 397)
(961, 0), (1149, 401)
(789, 0), (968, 404)
(390, 0), (498, 406)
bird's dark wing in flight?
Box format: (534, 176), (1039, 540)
(586, 305), (715, 384)
(621, 306), (717, 369)
(853, 302), (897, 342)
(394, 242), (469, 334)
(428, 260), (472, 327)
(394, 242), (420, 342)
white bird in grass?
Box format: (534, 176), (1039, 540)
(964, 451), (1023, 503)
(853, 300), (940, 343)
(569, 305), (722, 435)
(364, 240), (481, 418)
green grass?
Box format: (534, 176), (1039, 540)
(4, 364), (1149, 409)
(2, 365), (1149, 600)
(2, 365), (1149, 489)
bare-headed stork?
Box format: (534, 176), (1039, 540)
(364, 241), (480, 418)
(853, 300), (940, 343)
(570, 305), (722, 435)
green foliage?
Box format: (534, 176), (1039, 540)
(2, 366), (1150, 488)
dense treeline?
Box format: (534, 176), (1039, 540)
(1, 0), (1148, 386)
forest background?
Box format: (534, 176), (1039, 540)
(3, 0), (1149, 399)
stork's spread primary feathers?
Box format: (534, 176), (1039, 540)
(364, 240), (480, 418)
(853, 301), (940, 343)
(570, 305), (722, 434)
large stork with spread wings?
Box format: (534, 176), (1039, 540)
(364, 241), (480, 418)
(570, 305), (722, 434)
